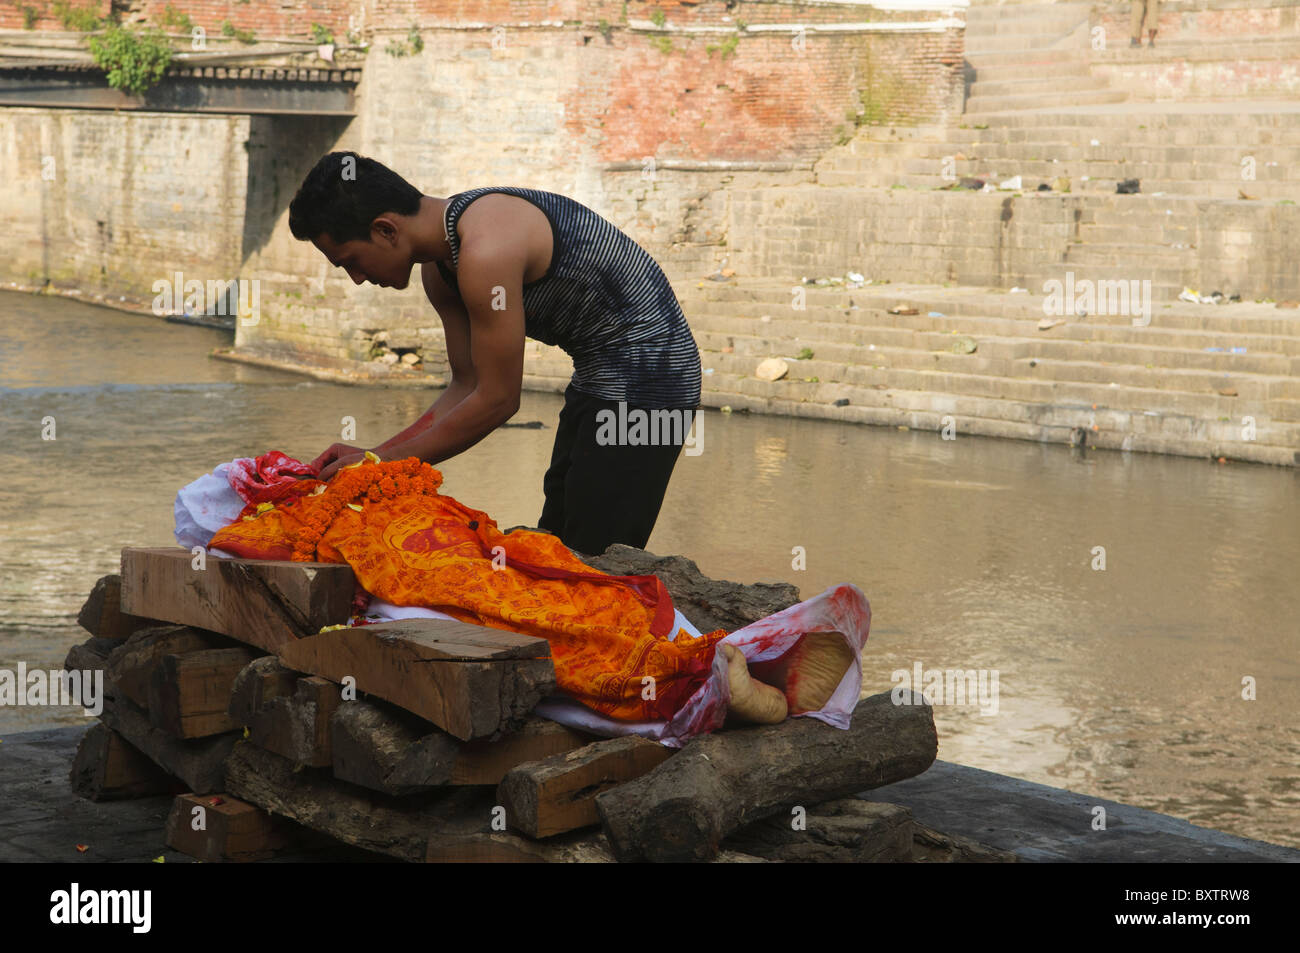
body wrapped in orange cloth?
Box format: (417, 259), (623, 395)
(205, 455), (871, 741)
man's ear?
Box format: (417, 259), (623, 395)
(370, 216), (400, 246)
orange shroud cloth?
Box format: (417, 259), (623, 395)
(209, 457), (729, 722)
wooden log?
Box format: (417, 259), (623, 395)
(223, 742), (612, 863)
(148, 647), (260, 739)
(98, 696), (238, 795)
(276, 618), (555, 741)
(497, 736), (675, 838)
(63, 636), (118, 678)
(77, 573), (149, 640)
(104, 625), (227, 710)
(581, 544), (802, 634)
(331, 701), (597, 794)
(118, 547), (355, 653)
(228, 658), (339, 768)
(68, 723), (178, 801)
(719, 798), (915, 862)
(164, 793), (290, 862)
(595, 691), (938, 862)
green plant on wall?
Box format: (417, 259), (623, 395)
(221, 20), (256, 44)
(89, 24), (174, 95)
(705, 33), (738, 59)
(310, 23), (335, 45)
(158, 3), (195, 34)
(51, 0), (103, 31)
(385, 24), (423, 57)
(649, 8), (667, 28)
(853, 47), (904, 128)
(650, 35), (672, 54)
(20, 4), (39, 29)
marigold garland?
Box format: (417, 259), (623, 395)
(228, 457), (443, 562)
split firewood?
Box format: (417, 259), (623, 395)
(222, 743), (612, 863)
(228, 657), (340, 768)
(164, 793), (290, 863)
(331, 701), (596, 794)
(103, 625), (231, 710)
(276, 618), (555, 741)
(596, 690), (938, 862)
(69, 723), (177, 801)
(148, 647), (260, 739)
(497, 735), (674, 838)
(119, 547), (355, 653)
(98, 695), (238, 795)
(77, 573), (150, 641)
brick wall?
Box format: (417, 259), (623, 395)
(0, 0), (353, 37)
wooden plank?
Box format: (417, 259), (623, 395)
(169, 796), (287, 860)
(331, 701), (596, 794)
(98, 696), (238, 795)
(595, 691), (939, 863)
(68, 723), (177, 801)
(277, 620), (555, 741)
(118, 547), (355, 653)
(497, 736), (674, 838)
(148, 647), (260, 739)
(228, 658), (339, 767)
(105, 625), (227, 710)
(77, 574), (149, 641)
(222, 743), (613, 863)
(164, 793), (290, 862)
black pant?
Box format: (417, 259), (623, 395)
(538, 384), (694, 556)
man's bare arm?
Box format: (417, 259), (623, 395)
(372, 263), (479, 454)
(377, 240), (525, 465)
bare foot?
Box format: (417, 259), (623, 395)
(721, 643), (788, 725)
(751, 631), (857, 715)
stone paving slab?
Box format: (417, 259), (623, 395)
(0, 726), (387, 863)
(864, 760), (1300, 863)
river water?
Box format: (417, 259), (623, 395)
(2, 292), (1297, 848)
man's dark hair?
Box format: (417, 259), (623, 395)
(288, 152), (422, 244)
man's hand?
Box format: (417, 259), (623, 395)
(309, 442), (366, 477)
(317, 450), (372, 482)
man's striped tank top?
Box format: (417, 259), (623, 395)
(435, 186), (702, 409)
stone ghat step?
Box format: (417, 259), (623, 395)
(948, 104), (1300, 128)
(971, 60), (1095, 83)
(966, 76), (1116, 100)
(838, 140), (1300, 163)
(963, 30), (1091, 54)
(966, 90), (1130, 113)
(856, 125), (1300, 149)
(684, 312), (1300, 367)
(815, 171), (1299, 200)
(846, 139), (1300, 164)
(678, 288), (1300, 339)
(964, 48), (1092, 68)
(520, 368), (1298, 467)
(524, 345), (1300, 427)
(694, 338), (1300, 414)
